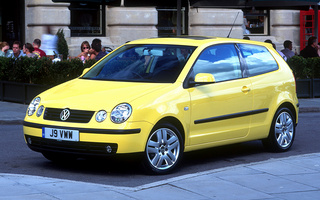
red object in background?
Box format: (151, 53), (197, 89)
(300, 10), (320, 50)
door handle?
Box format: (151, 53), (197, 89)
(241, 86), (251, 93)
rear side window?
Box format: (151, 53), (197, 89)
(238, 44), (278, 76)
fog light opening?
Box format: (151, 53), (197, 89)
(106, 146), (112, 153)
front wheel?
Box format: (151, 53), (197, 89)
(143, 123), (183, 175)
(263, 107), (296, 152)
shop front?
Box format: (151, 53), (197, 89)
(16, 0), (320, 57)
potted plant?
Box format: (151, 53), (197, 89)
(287, 56), (320, 98)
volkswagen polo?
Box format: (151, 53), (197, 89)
(23, 36), (299, 174)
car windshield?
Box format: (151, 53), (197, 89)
(82, 44), (196, 83)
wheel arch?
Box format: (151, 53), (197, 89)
(278, 102), (298, 125)
(154, 117), (186, 146)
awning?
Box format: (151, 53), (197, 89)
(52, 0), (320, 9)
(247, 0), (319, 10)
(51, 0), (176, 6)
(190, 0), (320, 10)
(52, 0), (114, 2)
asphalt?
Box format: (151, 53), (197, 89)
(0, 99), (320, 200)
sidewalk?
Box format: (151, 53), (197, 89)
(0, 153), (319, 200)
(0, 99), (319, 200)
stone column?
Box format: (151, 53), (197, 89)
(189, 8), (243, 39)
(107, 7), (158, 46)
(270, 10), (300, 52)
(25, 0), (70, 43)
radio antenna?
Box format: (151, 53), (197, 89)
(227, 12), (240, 38)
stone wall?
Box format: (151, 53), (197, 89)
(25, 1), (158, 57)
(106, 7), (158, 46)
(24, 1), (301, 57)
(270, 10), (300, 52)
(25, 0), (70, 44)
(189, 8), (243, 39)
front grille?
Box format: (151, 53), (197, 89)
(44, 108), (94, 123)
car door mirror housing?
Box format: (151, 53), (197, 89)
(81, 68), (90, 76)
(195, 73), (215, 83)
(189, 73), (216, 87)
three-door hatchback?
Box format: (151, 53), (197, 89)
(23, 36), (299, 174)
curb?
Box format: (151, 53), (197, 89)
(0, 120), (24, 125)
(299, 107), (320, 113)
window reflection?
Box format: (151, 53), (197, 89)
(192, 44), (242, 82)
(239, 44), (278, 76)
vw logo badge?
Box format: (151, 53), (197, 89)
(60, 109), (71, 121)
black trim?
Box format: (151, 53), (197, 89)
(23, 121), (141, 134)
(194, 108), (269, 124)
(25, 135), (118, 156)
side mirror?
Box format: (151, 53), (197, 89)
(188, 73), (216, 87)
(195, 73), (215, 83)
(81, 68), (90, 76)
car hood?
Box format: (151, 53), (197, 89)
(39, 79), (170, 111)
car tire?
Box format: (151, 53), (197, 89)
(142, 123), (184, 175)
(262, 107), (295, 152)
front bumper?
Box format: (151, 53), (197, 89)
(25, 134), (118, 156)
(23, 121), (152, 155)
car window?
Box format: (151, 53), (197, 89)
(238, 43), (279, 76)
(191, 44), (242, 82)
(82, 44), (196, 83)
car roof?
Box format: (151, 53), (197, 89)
(127, 36), (271, 48)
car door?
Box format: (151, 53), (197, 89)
(187, 44), (253, 146)
(237, 43), (280, 138)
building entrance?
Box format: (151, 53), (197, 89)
(157, 7), (188, 37)
(0, 0), (24, 47)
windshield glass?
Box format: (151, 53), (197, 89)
(82, 44), (196, 83)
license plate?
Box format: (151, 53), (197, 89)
(42, 127), (79, 142)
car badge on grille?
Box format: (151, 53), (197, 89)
(60, 109), (71, 121)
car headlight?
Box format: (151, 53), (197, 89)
(110, 103), (132, 124)
(36, 105), (44, 117)
(27, 97), (41, 116)
(96, 110), (107, 122)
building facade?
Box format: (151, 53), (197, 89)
(0, 0), (302, 57)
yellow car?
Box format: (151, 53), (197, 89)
(23, 36), (299, 174)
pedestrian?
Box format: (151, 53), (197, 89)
(300, 36), (320, 58)
(265, 39), (287, 61)
(33, 38), (47, 58)
(23, 43), (38, 58)
(41, 26), (58, 57)
(0, 41), (10, 57)
(89, 38), (107, 61)
(8, 41), (25, 58)
(77, 41), (91, 63)
(281, 40), (295, 60)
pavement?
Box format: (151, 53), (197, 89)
(0, 98), (320, 200)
